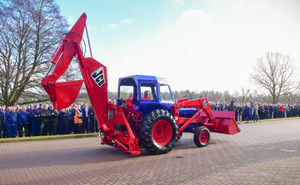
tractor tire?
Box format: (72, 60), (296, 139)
(194, 126), (210, 147)
(140, 109), (178, 154)
(175, 132), (183, 143)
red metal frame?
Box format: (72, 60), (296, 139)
(172, 97), (240, 135)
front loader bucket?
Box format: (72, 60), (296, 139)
(201, 111), (240, 135)
(51, 80), (84, 110)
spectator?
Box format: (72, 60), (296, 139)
(49, 106), (59, 135)
(74, 106), (83, 134)
(88, 106), (96, 133)
(26, 105), (32, 136)
(30, 105), (41, 136)
(40, 105), (51, 135)
(5, 107), (18, 138)
(17, 107), (29, 137)
(0, 107), (5, 138)
(253, 104), (259, 122)
(81, 103), (89, 133)
(278, 105), (284, 118)
(58, 109), (68, 135)
(67, 107), (75, 134)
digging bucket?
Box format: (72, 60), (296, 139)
(53, 80), (84, 110)
(201, 111), (240, 135)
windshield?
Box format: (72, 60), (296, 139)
(119, 85), (134, 100)
(160, 84), (172, 101)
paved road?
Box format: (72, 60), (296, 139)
(1, 119), (300, 185)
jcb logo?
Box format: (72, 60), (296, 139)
(91, 67), (105, 87)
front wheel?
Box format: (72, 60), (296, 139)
(175, 132), (183, 143)
(140, 109), (178, 154)
(194, 126), (210, 147)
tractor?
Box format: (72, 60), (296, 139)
(42, 13), (240, 155)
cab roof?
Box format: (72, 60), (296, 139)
(118, 75), (169, 85)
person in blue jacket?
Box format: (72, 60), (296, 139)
(26, 105), (32, 136)
(0, 106), (5, 138)
(30, 105), (41, 136)
(81, 104), (89, 133)
(243, 105), (251, 123)
(18, 107), (29, 137)
(1, 106), (7, 138)
(5, 107), (18, 138)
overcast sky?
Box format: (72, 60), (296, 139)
(56, 0), (300, 94)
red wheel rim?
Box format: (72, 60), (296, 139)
(152, 120), (173, 146)
(200, 130), (208, 143)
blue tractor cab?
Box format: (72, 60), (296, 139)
(117, 75), (175, 117)
(117, 75), (200, 134)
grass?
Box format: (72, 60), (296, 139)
(237, 116), (300, 124)
(0, 133), (99, 143)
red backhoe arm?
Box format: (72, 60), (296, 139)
(41, 13), (140, 155)
(42, 13), (87, 109)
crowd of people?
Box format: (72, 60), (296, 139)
(1, 101), (299, 138)
(210, 102), (300, 123)
(0, 104), (98, 138)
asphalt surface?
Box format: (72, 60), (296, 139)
(0, 119), (300, 185)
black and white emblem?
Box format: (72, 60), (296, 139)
(91, 67), (105, 87)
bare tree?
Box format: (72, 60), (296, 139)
(240, 88), (251, 104)
(250, 52), (299, 104)
(223, 90), (231, 103)
(0, 0), (68, 106)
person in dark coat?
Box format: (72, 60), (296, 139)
(5, 107), (18, 138)
(30, 105), (41, 136)
(67, 107), (74, 134)
(88, 107), (96, 133)
(17, 107), (29, 137)
(58, 109), (68, 135)
(49, 106), (58, 135)
(40, 105), (51, 135)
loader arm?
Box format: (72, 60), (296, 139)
(172, 97), (240, 135)
(173, 97), (217, 132)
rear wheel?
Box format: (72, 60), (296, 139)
(140, 109), (178, 154)
(194, 126), (210, 147)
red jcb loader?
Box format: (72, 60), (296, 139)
(42, 13), (240, 155)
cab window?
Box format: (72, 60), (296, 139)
(140, 83), (157, 100)
(119, 85), (134, 101)
(160, 84), (172, 101)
